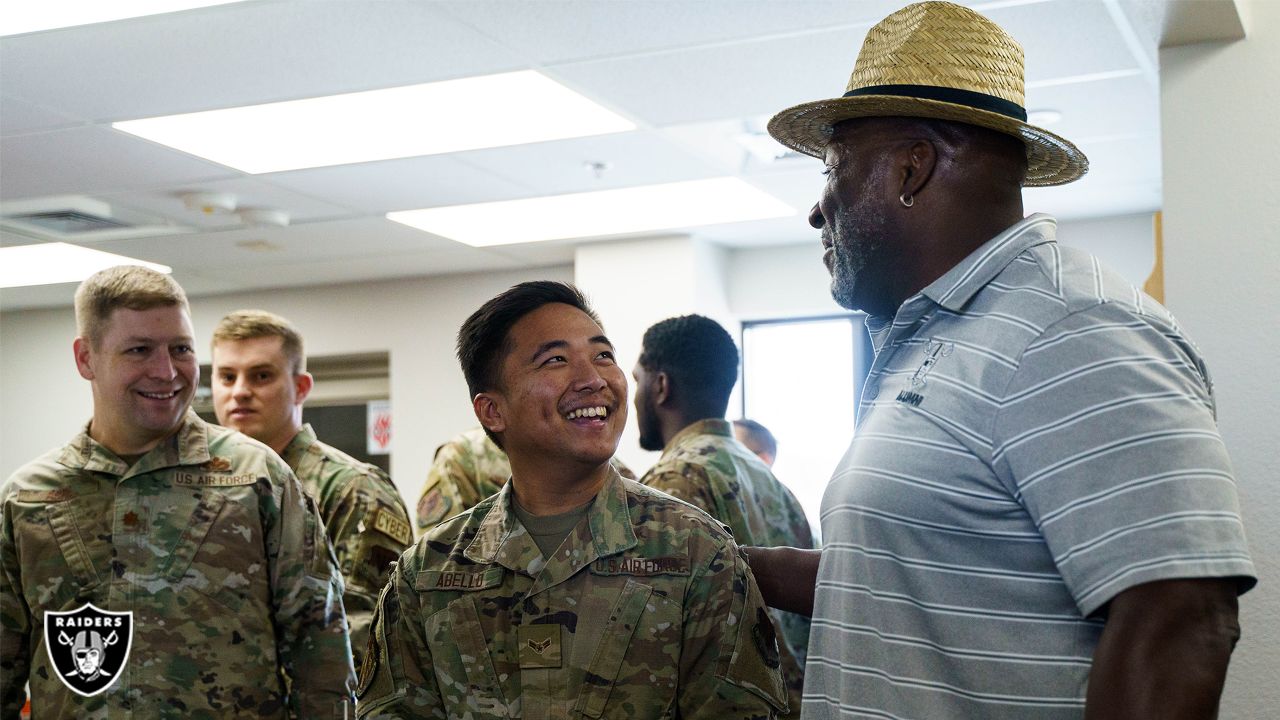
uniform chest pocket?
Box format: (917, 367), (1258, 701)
(159, 489), (263, 612)
(574, 579), (682, 719)
(29, 496), (110, 600)
(423, 594), (514, 718)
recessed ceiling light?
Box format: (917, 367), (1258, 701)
(0, 243), (171, 288)
(113, 71), (636, 174)
(387, 177), (795, 247)
(1, 1), (245, 37)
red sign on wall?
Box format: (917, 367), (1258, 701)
(367, 400), (391, 455)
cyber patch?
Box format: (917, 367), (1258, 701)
(372, 507), (412, 545)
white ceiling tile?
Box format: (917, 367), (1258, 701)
(0, 1), (527, 122)
(0, 126), (236, 199)
(454, 131), (721, 196)
(741, 169), (824, 213)
(100, 176), (359, 231)
(483, 241), (579, 268)
(0, 281), (79, 311)
(87, 217), (470, 271)
(0, 95), (86, 136)
(178, 248), (525, 292)
(438, 0), (897, 65)
(548, 25), (870, 127)
(1026, 75), (1158, 144)
(985, 0), (1143, 83)
(265, 155), (533, 213)
(0, 0), (1163, 302)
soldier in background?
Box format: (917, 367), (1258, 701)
(358, 281), (787, 718)
(633, 314), (814, 717)
(0, 266), (354, 718)
(211, 309), (412, 664)
(733, 418), (778, 467)
(416, 426), (635, 531)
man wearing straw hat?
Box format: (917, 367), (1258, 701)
(744, 2), (1255, 718)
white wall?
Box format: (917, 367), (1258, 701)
(575, 235), (737, 473)
(1161, 0), (1279, 714)
(0, 265), (574, 510)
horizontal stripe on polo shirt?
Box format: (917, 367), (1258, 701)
(807, 214), (1255, 720)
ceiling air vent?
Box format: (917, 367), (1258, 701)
(0, 195), (192, 242)
(9, 210), (129, 235)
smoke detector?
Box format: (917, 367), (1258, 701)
(181, 192), (237, 215)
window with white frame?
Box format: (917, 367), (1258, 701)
(740, 316), (872, 543)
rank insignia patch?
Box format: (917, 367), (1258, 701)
(44, 603), (133, 697)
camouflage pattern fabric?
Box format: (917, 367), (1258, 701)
(0, 413), (356, 719)
(358, 467), (788, 719)
(415, 428), (510, 532)
(415, 427), (636, 531)
(281, 424), (411, 667)
(640, 418), (815, 718)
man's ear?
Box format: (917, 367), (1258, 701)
(653, 371), (672, 407)
(474, 392), (506, 435)
(294, 372), (314, 406)
(73, 337), (95, 381)
(899, 139), (939, 202)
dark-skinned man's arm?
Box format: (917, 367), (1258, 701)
(1085, 577), (1242, 720)
(742, 546), (822, 617)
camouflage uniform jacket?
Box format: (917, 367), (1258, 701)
(281, 424), (412, 666)
(0, 413), (356, 719)
(640, 419), (815, 717)
(416, 428), (636, 531)
(415, 428), (510, 532)
(358, 467), (788, 719)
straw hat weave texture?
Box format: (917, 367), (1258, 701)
(767, 1), (1087, 186)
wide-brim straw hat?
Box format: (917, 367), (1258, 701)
(768, 1), (1087, 186)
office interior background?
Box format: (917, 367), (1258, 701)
(1, 0), (1275, 714)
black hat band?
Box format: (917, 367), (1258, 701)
(843, 84), (1028, 122)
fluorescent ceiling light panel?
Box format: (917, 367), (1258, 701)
(387, 178), (795, 247)
(113, 71), (636, 173)
(1, 1), (244, 36)
(0, 243), (171, 288)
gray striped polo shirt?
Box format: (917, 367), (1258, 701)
(805, 214), (1255, 719)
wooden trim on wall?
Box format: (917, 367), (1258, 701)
(1144, 211), (1165, 303)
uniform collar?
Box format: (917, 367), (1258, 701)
(280, 423), (318, 470)
(919, 213), (1058, 313)
(57, 411), (212, 478)
(463, 465), (637, 572)
(661, 418), (731, 460)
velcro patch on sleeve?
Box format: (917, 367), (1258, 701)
(416, 487), (451, 527)
(372, 507), (413, 545)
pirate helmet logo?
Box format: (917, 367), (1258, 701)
(44, 603), (133, 697)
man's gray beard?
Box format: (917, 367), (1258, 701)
(829, 210), (887, 312)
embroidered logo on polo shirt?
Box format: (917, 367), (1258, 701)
(898, 340), (954, 407)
